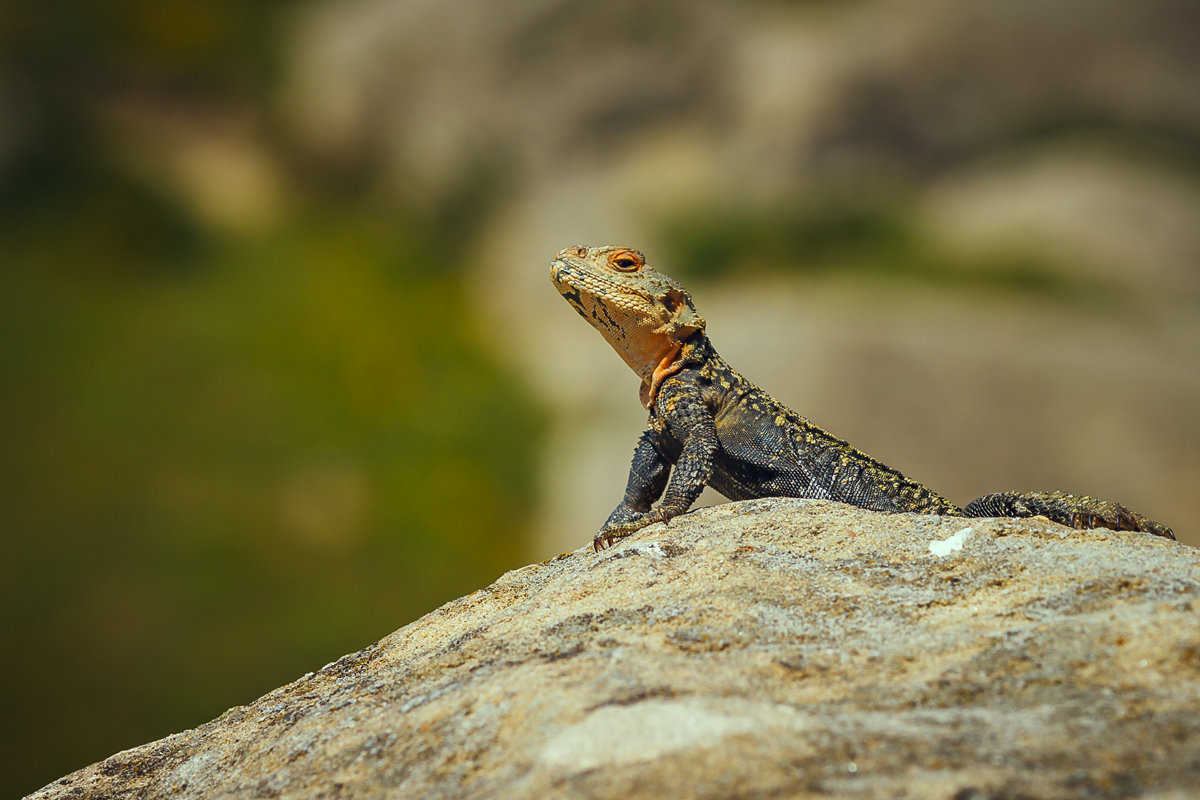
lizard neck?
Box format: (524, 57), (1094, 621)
(639, 333), (711, 409)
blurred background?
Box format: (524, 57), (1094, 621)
(3, 0), (1198, 794)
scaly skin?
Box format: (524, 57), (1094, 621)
(550, 245), (1176, 550)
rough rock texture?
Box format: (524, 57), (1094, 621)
(31, 500), (1200, 799)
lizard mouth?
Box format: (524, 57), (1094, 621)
(548, 259), (578, 297)
(549, 258), (592, 318)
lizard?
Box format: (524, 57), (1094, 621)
(549, 244), (1176, 551)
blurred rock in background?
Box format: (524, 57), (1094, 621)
(4, 0), (1198, 796)
(282, 0), (1198, 552)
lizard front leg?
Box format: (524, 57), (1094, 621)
(595, 382), (717, 551)
(594, 426), (671, 551)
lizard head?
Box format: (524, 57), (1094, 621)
(550, 245), (705, 407)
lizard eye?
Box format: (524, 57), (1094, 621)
(609, 250), (643, 272)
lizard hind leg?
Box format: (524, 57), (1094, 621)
(964, 491), (1175, 540)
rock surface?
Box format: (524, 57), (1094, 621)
(30, 500), (1200, 799)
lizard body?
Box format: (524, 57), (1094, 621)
(549, 245), (1175, 550)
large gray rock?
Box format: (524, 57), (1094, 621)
(31, 500), (1199, 799)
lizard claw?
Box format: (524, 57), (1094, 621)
(592, 509), (669, 553)
(593, 529), (635, 552)
(592, 527), (633, 552)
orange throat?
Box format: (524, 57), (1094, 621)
(639, 343), (685, 409)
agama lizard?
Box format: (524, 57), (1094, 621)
(549, 245), (1176, 551)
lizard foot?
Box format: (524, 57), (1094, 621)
(593, 509), (668, 552)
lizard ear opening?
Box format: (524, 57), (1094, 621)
(665, 289), (705, 338)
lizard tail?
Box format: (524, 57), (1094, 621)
(963, 491), (1174, 540)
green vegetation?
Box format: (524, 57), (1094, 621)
(0, 3), (541, 796)
(1, 210), (543, 797)
(662, 202), (1082, 297)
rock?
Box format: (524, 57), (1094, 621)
(29, 499), (1200, 799)
(282, 0), (1200, 200)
